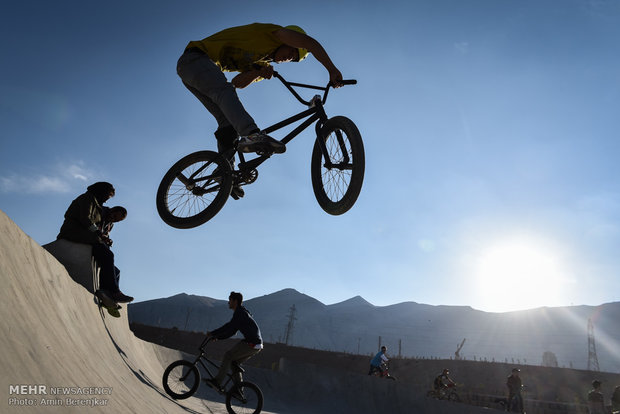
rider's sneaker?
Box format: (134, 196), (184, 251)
(237, 132), (286, 154)
(203, 378), (223, 392)
(110, 291), (134, 303)
(230, 185), (245, 200)
(106, 306), (121, 318)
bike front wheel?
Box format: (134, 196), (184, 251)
(162, 360), (200, 400)
(225, 381), (264, 414)
(156, 151), (233, 228)
(311, 116), (365, 215)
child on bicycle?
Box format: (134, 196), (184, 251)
(176, 22), (344, 198)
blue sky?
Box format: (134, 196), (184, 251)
(1, 0), (619, 313)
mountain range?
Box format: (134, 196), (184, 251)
(128, 288), (620, 373)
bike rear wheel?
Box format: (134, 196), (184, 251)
(156, 151), (233, 228)
(225, 381), (263, 414)
(447, 391), (460, 402)
(311, 116), (365, 215)
(162, 360), (200, 400)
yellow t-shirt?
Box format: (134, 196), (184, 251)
(186, 23), (285, 72)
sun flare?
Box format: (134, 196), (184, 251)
(474, 237), (567, 312)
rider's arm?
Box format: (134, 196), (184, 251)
(272, 28), (343, 86)
(381, 354), (389, 363)
(208, 309), (242, 339)
(232, 65), (274, 89)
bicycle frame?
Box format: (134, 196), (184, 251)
(184, 337), (239, 392)
(233, 72), (357, 173)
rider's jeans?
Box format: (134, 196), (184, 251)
(177, 50), (258, 136)
(214, 340), (261, 385)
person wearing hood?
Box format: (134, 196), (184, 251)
(203, 291), (263, 391)
(57, 182), (133, 304)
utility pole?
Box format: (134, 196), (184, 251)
(283, 304), (297, 346)
(398, 339), (402, 358)
(184, 308), (192, 331)
(587, 318), (600, 372)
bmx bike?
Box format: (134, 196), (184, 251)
(426, 383), (461, 402)
(156, 71), (365, 229)
(162, 337), (263, 414)
(370, 362), (396, 380)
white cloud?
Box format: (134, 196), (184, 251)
(0, 162), (96, 195)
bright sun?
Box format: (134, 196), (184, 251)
(474, 238), (567, 312)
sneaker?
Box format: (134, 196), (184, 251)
(203, 378), (223, 392)
(230, 185), (245, 200)
(110, 291), (134, 303)
(237, 132), (286, 154)
(106, 307), (121, 318)
(95, 290), (116, 307)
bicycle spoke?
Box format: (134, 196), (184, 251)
(165, 160), (222, 219)
(320, 129), (353, 202)
(167, 365), (196, 396)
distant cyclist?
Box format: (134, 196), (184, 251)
(368, 345), (389, 375)
(176, 23), (344, 198)
(506, 368), (524, 413)
(587, 380), (605, 414)
(433, 368), (456, 396)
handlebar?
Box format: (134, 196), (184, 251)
(335, 79), (357, 86)
(199, 335), (216, 349)
(272, 71), (357, 107)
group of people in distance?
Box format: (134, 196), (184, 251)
(367, 347), (620, 413)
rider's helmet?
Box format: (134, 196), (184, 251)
(443, 368), (450, 375)
(284, 25), (309, 62)
(381, 345), (387, 352)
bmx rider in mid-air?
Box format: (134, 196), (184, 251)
(176, 22), (345, 199)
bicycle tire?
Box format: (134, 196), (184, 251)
(311, 116), (365, 215)
(156, 151), (233, 228)
(447, 392), (460, 402)
(162, 360), (200, 400)
(225, 381), (263, 414)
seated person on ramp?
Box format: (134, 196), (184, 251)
(368, 345), (389, 375)
(177, 22), (344, 199)
(204, 291), (263, 393)
(57, 182), (133, 305)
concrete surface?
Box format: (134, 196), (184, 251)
(0, 209), (274, 414)
(0, 209), (502, 413)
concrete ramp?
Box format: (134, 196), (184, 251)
(0, 208), (503, 413)
(0, 209), (269, 414)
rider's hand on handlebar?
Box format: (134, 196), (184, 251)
(329, 68), (343, 88)
(260, 65), (274, 80)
